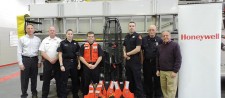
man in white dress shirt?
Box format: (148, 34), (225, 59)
(17, 24), (41, 98)
(39, 26), (62, 98)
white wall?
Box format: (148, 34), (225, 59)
(0, 0), (30, 28)
(0, 0), (29, 65)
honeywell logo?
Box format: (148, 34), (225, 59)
(181, 33), (219, 41)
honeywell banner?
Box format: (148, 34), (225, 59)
(178, 3), (222, 98)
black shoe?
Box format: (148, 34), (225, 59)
(21, 96), (27, 98)
(72, 94), (79, 98)
(21, 93), (28, 98)
(32, 95), (38, 98)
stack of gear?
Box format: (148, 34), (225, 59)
(84, 80), (107, 98)
(85, 80), (134, 98)
(103, 18), (124, 81)
(107, 81), (122, 98)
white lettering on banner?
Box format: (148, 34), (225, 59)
(181, 33), (219, 41)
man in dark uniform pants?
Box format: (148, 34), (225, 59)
(141, 25), (162, 98)
(39, 26), (62, 98)
(58, 29), (80, 98)
(17, 24), (41, 98)
(79, 31), (103, 96)
(123, 21), (145, 98)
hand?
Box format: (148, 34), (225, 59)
(87, 64), (92, 69)
(60, 66), (65, 72)
(77, 63), (81, 70)
(37, 63), (41, 68)
(123, 54), (129, 59)
(126, 57), (130, 60)
(91, 64), (97, 69)
(156, 70), (160, 76)
(89, 64), (94, 69)
(171, 72), (177, 78)
(19, 65), (25, 70)
(49, 58), (57, 64)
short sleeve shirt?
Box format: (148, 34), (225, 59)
(39, 36), (61, 59)
(123, 32), (142, 52)
(57, 39), (80, 60)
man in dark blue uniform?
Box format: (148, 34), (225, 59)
(58, 29), (80, 98)
(123, 21), (145, 98)
(141, 25), (162, 98)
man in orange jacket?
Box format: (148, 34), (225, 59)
(79, 31), (103, 96)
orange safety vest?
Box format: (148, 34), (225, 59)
(83, 42), (99, 63)
(123, 81), (134, 98)
(114, 81), (122, 98)
(95, 83), (106, 98)
(99, 80), (107, 97)
(107, 81), (115, 97)
(84, 84), (95, 98)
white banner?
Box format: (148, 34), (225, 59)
(178, 3), (222, 98)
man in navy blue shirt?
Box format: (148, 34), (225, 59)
(142, 25), (162, 98)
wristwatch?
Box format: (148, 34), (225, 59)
(60, 65), (63, 67)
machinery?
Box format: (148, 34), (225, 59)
(102, 18), (124, 81)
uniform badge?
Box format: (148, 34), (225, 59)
(64, 44), (68, 47)
(156, 42), (158, 46)
(132, 36), (135, 38)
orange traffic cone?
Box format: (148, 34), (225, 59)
(122, 81), (134, 98)
(114, 81), (122, 98)
(84, 84), (95, 98)
(107, 81), (115, 97)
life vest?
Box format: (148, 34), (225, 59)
(99, 80), (107, 97)
(95, 83), (106, 98)
(83, 42), (99, 63)
(84, 84), (95, 98)
(122, 81), (134, 98)
(107, 81), (115, 97)
(114, 81), (122, 98)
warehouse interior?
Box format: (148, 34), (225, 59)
(0, 0), (225, 98)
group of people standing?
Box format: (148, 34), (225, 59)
(18, 21), (182, 98)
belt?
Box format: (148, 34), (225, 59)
(64, 58), (76, 61)
(22, 55), (38, 58)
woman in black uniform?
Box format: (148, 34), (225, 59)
(58, 29), (80, 98)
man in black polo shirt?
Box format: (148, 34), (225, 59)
(58, 29), (80, 98)
(142, 25), (162, 98)
(123, 21), (145, 98)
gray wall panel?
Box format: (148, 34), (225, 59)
(0, 27), (17, 65)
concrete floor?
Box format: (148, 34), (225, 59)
(0, 64), (224, 98)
